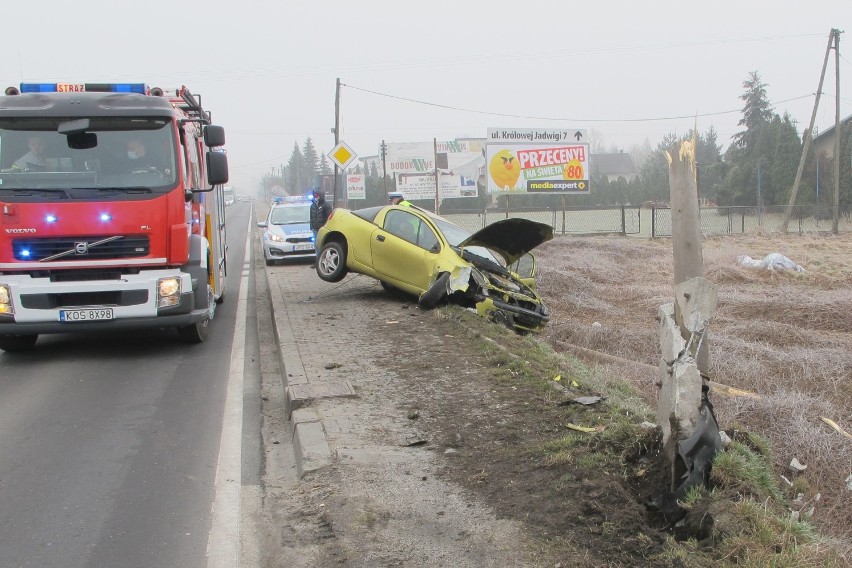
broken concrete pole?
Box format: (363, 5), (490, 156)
(657, 303), (703, 491)
(657, 278), (718, 492)
(674, 277), (718, 352)
(657, 138), (720, 494)
(665, 138), (709, 375)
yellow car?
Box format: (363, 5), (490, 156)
(315, 204), (553, 333)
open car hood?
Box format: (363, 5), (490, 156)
(458, 218), (554, 265)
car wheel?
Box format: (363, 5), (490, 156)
(316, 241), (348, 283)
(0, 334), (39, 352)
(418, 272), (450, 310)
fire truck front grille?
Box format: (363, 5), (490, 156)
(19, 290), (149, 310)
(12, 235), (150, 262)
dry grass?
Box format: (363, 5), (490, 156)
(536, 232), (852, 542)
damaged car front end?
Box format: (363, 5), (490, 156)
(315, 205), (554, 334)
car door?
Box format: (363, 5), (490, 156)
(371, 210), (437, 291)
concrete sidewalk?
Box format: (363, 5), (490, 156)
(262, 259), (410, 477)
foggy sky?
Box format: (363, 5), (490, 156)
(2, 1), (848, 193)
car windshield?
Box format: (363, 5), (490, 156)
(270, 204), (310, 224)
(427, 212), (503, 266)
(0, 118), (177, 195)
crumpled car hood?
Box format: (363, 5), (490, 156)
(458, 218), (554, 265)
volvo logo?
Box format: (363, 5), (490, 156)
(5, 228), (37, 234)
(40, 235), (124, 262)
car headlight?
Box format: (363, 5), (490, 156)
(157, 277), (181, 307)
(266, 232), (285, 243)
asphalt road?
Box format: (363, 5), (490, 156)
(0, 202), (260, 568)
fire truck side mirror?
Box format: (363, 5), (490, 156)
(204, 125), (225, 148)
(206, 151), (229, 186)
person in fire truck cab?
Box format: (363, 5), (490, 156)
(114, 138), (162, 174)
(13, 135), (49, 171)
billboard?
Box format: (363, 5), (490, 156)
(486, 128), (590, 194)
(386, 140), (484, 201)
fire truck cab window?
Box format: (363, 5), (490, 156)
(0, 118), (178, 192)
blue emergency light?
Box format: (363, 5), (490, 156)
(19, 83), (149, 94)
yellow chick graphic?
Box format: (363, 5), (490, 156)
(489, 149), (521, 190)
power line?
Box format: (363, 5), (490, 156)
(342, 82), (816, 124)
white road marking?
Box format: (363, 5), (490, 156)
(205, 223), (252, 568)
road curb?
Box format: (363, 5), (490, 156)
(262, 263), (333, 477)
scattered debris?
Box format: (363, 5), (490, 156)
(569, 396), (605, 406)
(820, 416), (852, 440)
(719, 430), (732, 446)
(640, 421), (658, 430)
(324, 362), (343, 370)
(846, 474), (852, 491)
(407, 408), (420, 420)
(708, 381), (761, 399)
(789, 458), (808, 474)
(737, 252), (804, 272)
(402, 433), (427, 447)
(565, 423), (605, 433)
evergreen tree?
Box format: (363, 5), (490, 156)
(732, 71), (774, 151)
(319, 153), (332, 175)
(633, 133), (680, 203)
(302, 138), (320, 184)
(695, 126), (726, 205)
(286, 142), (304, 194)
(768, 112), (802, 206)
(724, 71), (775, 206)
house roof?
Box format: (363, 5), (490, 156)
(590, 152), (636, 177)
(814, 113), (852, 142)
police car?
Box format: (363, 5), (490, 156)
(257, 195), (315, 265)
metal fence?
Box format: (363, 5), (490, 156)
(435, 204), (851, 237)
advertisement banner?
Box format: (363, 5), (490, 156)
(386, 140), (484, 202)
(395, 172), (478, 200)
(486, 128), (590, 194)
(346, 174), (366, 200)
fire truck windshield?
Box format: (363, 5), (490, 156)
(0, 118), (178, 196)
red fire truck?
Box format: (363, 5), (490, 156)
(0, 82), (230, 351)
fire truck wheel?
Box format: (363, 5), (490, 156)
(0, 334), (39, 352)
(177, 318), (210, 343)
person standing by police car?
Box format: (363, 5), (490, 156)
(310, 189), (332, 264)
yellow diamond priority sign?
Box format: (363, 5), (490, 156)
(328, 140), (357, 169)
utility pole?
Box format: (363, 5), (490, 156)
(333, 78), (341, 206)
(781, 29), (837, 232)
(381, 140), (388, 194)
(832, 29), (841, 234)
